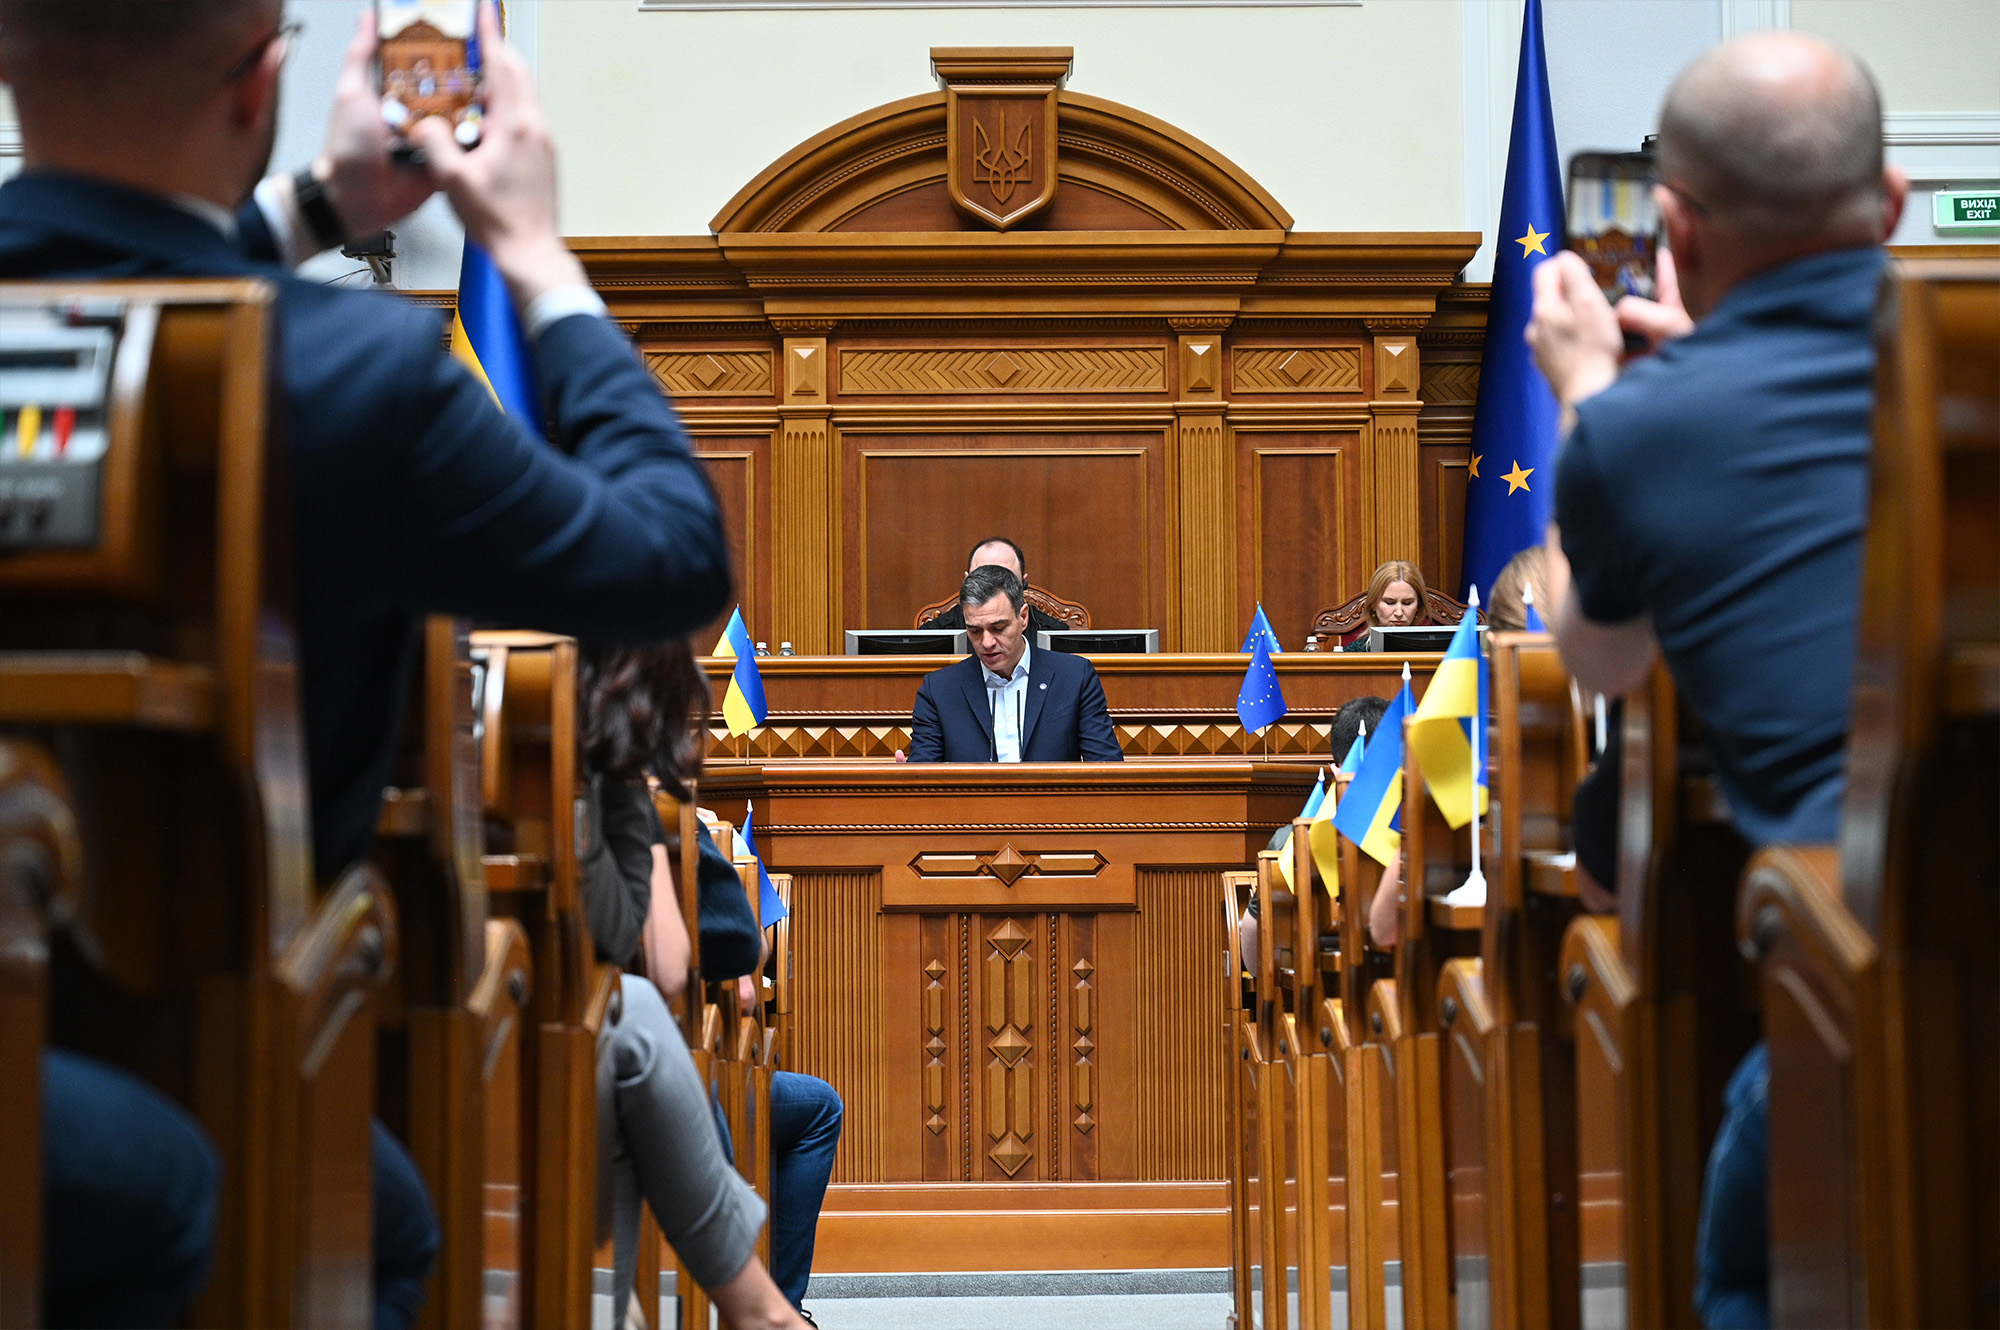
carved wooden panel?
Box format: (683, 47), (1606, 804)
(1238, 433), (1364, 651)
(1420, 362), (1480, 406)
(646, 350), (774, 398)
(1177, 415), (1234, 652)
(1422, 442), (1472, 600)
(845, 439), (1167, 637)
(793, 871), (885, 1183)
(1069, 918), (1098, 1180)
(693, 438), (766, 649)
(838, 347), (1167, 396)
(703, 718), (1333, 762)
(1232, 347), (1363, 393)
(774, 415), (840, 653)
(1134, 869), (1228, 1181)
(980, 918), (1038, 1177)
(1371, 408), (1423, 572)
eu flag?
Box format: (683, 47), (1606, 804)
(1239, 604), (1282, 655)
(1460, 0), (1564, 598)
(1236, 635), (1286, 734)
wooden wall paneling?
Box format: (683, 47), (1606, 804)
(776, 336), (840, 654)
(792, 870), (886, 1182)
(1418, 286), (1489, 597)
(1176, 415), (1235, 652)
(1135, 869), (1229, 1182)
(844, 436), (1167, 636)
(692, 435), (770, 650)
(1367, 333), (1424, 574)
(1420, 441), (1472, 601)
(1237, 429), (1365, 651)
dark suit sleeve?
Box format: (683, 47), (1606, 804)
(695, 821), (761, 981)
(385, 309), (732, 642)
(237, 199), (281, 264)
(908, 677), (945, 762)
(1076, 666), (1123, 761)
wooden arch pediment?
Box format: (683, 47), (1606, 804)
(710, 54), (1293, 235)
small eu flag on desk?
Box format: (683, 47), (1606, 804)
(1240, 604), (1283, 655)
(1236, 635), (1287, 735)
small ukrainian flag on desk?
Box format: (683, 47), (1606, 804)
(1333, 664), (1415, 866)
(712, 608), (768, 738)
(1406, 592), (1489, 829)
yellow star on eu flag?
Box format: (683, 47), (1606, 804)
(1516, 223), (1550, 258)
(1502, 460), (1534, 494)
(1468, 453), (1482, 479)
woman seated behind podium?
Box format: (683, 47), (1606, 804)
(575, 642), (809, 1330)
(1340, 560), (1433, 647)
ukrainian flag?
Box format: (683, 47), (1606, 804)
(712, 608), (768, 737)
(1333, 666), (1415, 867)
(1406, 593), (1490, 829)
(450, 240), (539, 426)
(739, 805), (788, 924)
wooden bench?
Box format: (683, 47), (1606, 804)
(1392, 736), (1485, 1330)
(471, 631), (620, 1330)
(1737, 258), (1998, 1327)
(371, 616), (533, 1330)
(1221, 869), (1259, 1328)
(0, 281), (392, 1327)
(1558, 668), (1754, 1329)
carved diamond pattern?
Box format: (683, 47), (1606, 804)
(840, 347), (1167, 395)
(924, 960), (946, 982)
(927, 1112), (948, 1135)
(1420, 362), (1481, 404)
(645, 349), (773, 397)
(989, 1134), (1033, 1176)
(1073, 1111), (1095, 1134)
(1073, 1034), (1095, 1055)
(690, 354), (727, 388)
(714, 717), (1340, 760)
(1235, 346), (1363, 393)
(982, 844), (1033, 887)
(990, 1027), (1030, 1067)
(926, 1036), (947, 1058)
(988, 919), (1031, 958)
(1073, 957), (1094, 981)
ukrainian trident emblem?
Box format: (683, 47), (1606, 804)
(972, 108), (1034, 206)
(938, 49), (1065, 231)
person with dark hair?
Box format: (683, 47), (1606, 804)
(924, 536), (1068, 635)
(0, 3), (730, 1324)
(575, 643), (808, 1330)
(1526, 32), (1905, 1329)
(905, 566), (1121, 763)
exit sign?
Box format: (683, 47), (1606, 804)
(1935, 189), (2000, 230)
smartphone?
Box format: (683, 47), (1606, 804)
(376, 0), (483, 159)
(1565, 148), (1660, 302)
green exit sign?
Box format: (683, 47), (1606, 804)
(1935, 189), (2000, 229)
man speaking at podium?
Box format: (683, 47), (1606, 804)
(906, 565), (1121, 763)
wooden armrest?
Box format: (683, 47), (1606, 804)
(0, 653), (214, 730)
(1737, 844), (1871, 970)
(481, 854), (547, 893)
(1525, 850), (1578, 898)
(1557, 914), (1626, 1010)
(375, 787), (429, 838)
(1427, 897), (1485, 931)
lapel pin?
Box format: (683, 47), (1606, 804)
(1039, 682), (1047, 689)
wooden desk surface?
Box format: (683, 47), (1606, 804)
(701, 652), (1438, 762)
(696, 759), (1316, 1271)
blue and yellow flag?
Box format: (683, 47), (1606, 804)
(1334, 666), (1415, 866)
(739, 805), (788, 925)
(1339, 720), (1368, 776)
(1460, 0), (1563, 596)
(712, 608), (768, 737)
(1279, 768), (1340, 896)
(1300, 767), (1327, 820)
(1406, 593), (1490, 829)
(450, 240), (538, 426)
(1240, 604), (1282, 655)
(1236, 635), (1287, 734)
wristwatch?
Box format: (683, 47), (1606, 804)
(292, 166), (347, 255)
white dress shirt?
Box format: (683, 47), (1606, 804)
(982, 642), (1032, 763)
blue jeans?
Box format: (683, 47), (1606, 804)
(713, 1070), (843, 1307)
(372, 1120), (441, 1330)
(1696, 1043), (1770, 1329)
(42, 1050), (220, 1328)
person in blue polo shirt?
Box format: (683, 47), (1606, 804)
(1525, 31), (1906, 1330)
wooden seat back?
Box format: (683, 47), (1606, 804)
(1311, 588), (1481, 641)
(470, 630), (618, 1330)
(1558, 666), (1752, 1330)
(1739, 258), (1999, 1327)
(1221, 870), (1259, 1328)
(0, 281), (393, 1328)
(914, 584), (1093, 629)
(1251, 847), (1300, 1330)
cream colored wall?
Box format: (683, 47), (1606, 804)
(1793, 0), (2000, 113)
(537, 0), (1467, 238)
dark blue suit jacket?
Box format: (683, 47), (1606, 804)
(907, 648), (1122, 762)
(0, 172), (732, 878)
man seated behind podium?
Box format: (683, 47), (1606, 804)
(906, 566), (1122, 763)
(924, 536), (1068, 636)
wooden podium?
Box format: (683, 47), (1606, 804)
(701, 759), (1315, 1270)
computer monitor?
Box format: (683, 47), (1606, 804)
(1364, 624), (1476, 653)
(844, 629), (968, 656)
(1037, 629), (1159, 654)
